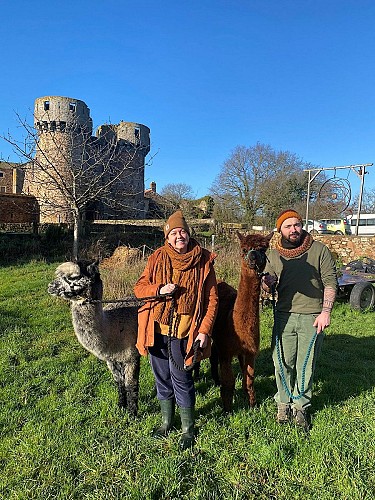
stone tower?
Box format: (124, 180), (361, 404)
(24, 96), (150, 223)
(95, 121), (150, 219)
(34, 96), (93, 135)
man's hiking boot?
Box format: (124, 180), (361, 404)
(276, 403), (291, 424)
(293, 407), (310, 432)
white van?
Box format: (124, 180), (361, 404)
(349, 214), (375, 235)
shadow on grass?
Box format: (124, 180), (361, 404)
(313, 333), (375, 410)
(191, 332), (375, 416)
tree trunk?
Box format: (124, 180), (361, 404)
(73, 215), (82, 260)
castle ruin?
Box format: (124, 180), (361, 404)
(21, 95), (150, 223)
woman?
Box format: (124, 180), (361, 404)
(134, 210), (218, 450)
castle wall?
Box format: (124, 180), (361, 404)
(0, 194), (39, 223)
(0, 163), (25, 194)
(0, 164), (13, 193)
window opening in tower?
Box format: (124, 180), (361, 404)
(134, 127), (140, 146)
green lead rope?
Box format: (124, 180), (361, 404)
(271, 282), (317, 401)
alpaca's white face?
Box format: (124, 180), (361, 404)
(48, 262), (93, 301)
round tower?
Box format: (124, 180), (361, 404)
(115, 121), (150, 156)
(96, 121), (150, 157)
(25, 96), (94, 223)
(34, 96), (93, 134)
(95, 121), (150, 219)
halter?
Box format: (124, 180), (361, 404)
(244, 247), (267, 275)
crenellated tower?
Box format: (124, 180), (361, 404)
(23, 96), (150, 223)
(34, 96), (93, 135)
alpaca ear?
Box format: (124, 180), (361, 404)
(87, 261), (99, 277)
(236, 231), (244, 242)
(266, 232), (274, 242)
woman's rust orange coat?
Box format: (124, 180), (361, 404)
(134, 247), (218, 367)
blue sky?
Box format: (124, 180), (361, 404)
(1, 0), (375, 202)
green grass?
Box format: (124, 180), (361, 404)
(0, 261), (374, 499)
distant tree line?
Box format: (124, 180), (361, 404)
(160, 143), (375, 229)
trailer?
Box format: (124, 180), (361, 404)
(337, 259), (375, 311)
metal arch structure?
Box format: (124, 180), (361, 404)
(318, 177), (352, 213)
(303, 163), (374, 236)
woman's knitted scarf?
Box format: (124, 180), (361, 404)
(275, 230), (313, 258)
(153, 238), (202, 325)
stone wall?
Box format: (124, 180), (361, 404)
(93, 221), (375, 264)
(269, 233), (375, 264)
(0, 164), (13, 193)
(313, 234), (375, 264)
(222, 228), (375, 265)
(0, 222), (38, 233)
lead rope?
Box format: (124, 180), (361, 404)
(87, 289), (201, 372)
(270, 282), (317, 401)
(166, 291), (202, 372)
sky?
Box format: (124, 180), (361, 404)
(1, 0), (375, 204)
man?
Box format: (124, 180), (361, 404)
(262, 209), (337, 430)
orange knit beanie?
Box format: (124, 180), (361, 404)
(276, 209), (303, 232)
(164, 210), (190, 237)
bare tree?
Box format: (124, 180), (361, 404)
(2, 113), (151, 258)
(349, 187), (375, 213)
(211, 143), (322, 227)
(361, 188), (375, 212)
(160, 182), (194, 207)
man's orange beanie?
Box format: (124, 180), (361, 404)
(276, 209), (303, 232)
(164, 210), (190, 238)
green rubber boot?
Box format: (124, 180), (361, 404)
(179, 407), (195, 450)
(152, 399), (175, 438)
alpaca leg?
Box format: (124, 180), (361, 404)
(106, 360), (127, 408)
(219, 358), (235, 413)
(117, 384), (127, 408)
(210, 344), (220, 386)
(123, 355), (140, 418)
(242, 354), (256, 408)
(106, 358), (140, 417)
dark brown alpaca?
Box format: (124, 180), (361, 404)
(211, 231), (273, 412)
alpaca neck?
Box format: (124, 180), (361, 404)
(70, 301), (107, 355)
(234, 264), (261, 316)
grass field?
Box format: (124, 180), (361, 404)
(0, 258), (374, 499)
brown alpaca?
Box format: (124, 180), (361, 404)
(211, 231), (273, 412)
